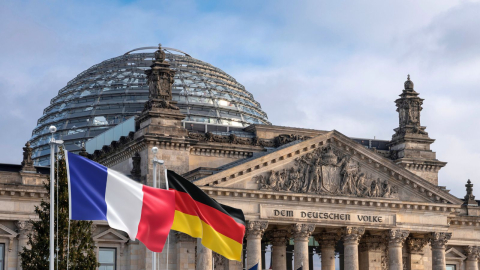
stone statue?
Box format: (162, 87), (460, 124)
(143, 44), (178, 110)
(356, 173), (369, 197)
(382, 180), (392, 197)
(21, 142), (35, 171)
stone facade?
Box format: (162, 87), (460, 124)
(0, 49), (479, 270)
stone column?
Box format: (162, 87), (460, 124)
(267, 229), (290, 270)
(342, 227), (365, 270)
(429, 232), (452, 270)
(15, 221), (32, 270)
(387, 230), (409, 270)
(406, 237), (429, 270)
(465, 246), (479, 270)
(315, 231), (341, 270)
(176, 232), (197, 270)
(359, 234), (386, 270)
(246, 221), (268, 270)
(196, 239), (212, 270)
(291, 223), (315, 270)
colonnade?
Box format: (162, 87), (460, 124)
(188, 221), (471, 270)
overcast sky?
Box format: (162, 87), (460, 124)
(1, 0), (479, 198)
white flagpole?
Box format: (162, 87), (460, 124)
(152, 147), (158, 270)
(48, 126), (63, 270)
(151, 147), (166, 270)
(163, 166), (169, 270)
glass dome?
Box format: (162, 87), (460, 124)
(29, 47), (270, 165)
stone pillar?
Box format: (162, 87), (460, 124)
(406, 237), (429, 270)
(465, 246), (479, 270)
(315, 231), (341, 270)
(359, 234), (386, 270)
(246, 221), (268, 270)
(267, 229), (290, 270)
(15, 221), (32, 270)
(291, 223), (315, 270)
(176, 232), (197, 270)
(342, 227), (365, 270)
(387, 230), (409, 270)
(429, 232), (452, 270)
(196, 239), (212, 270)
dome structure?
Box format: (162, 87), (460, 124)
(29, 46), (270, 165)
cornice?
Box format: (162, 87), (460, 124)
(200, 186), (460, 214)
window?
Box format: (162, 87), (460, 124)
(99, 248), (116, 270)
(0, 243), (4, 270)
(446, 265), (456, 270)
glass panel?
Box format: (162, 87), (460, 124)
(0, 243), (4, 270)
(446, 265), (456, 270)
(99, 248), (115, 263)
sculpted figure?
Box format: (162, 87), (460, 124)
(307, 157), (321, 193)
(369, 179), (381, 197)
(340, 157), (357, 195)
(268, 170), (279, 190)
(382, 180), (393, 197)
(285, 168), (300, 191)
(355, 173), (369, 197)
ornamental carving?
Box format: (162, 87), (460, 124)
(213, 252), (225, 269)
(266, 229), (291, 246)
(359, 235), (386, 252)
(188, 132), (310, 148)
(246, 221), (268, 238)
(291, 223), (315, 238)
(464, 246), (479, 260)
(429, 232), (452, 249)
(406, 237), (429, 254)
(130, 152), (141, 180)
(388, 230), (409, 247)
(316, 230), (342, 248)
(254, 145), (398, 198)
(343, 227), (365, 244)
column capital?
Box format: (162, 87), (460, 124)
(464, 246), (479, 261)
(246, 220), (268, 239)
(406, 237), (429, 254)
(429, 232), (452, 249)
(388, 230), (409, 247)
(15, 220), (32, 234)
(359, 234), (386, 252)
(266, 229), (291, 246)
(342, 227), (365, 244)
(176, 232), (196, 243)
(291, 223), (315, 239)
(315, 230), (342, 249)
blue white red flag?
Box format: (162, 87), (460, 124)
(65, 150), (175, 252)
(248, 263), (258, 270)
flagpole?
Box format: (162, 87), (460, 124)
(152, 147), (158, 270)
(151, 147), (165, 270)
(48, 126), (63, 270)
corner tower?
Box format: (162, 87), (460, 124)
(388, 75), (446, 185)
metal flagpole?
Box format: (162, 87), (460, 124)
(163, 165), (169, 270)
(151, 147), (166, 270)
(48, 126), (63, 270)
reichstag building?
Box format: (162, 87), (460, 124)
(0, 45), (479, 270)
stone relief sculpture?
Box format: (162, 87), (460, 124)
(188, 132), (310, 148)
(254, 145), (398, 198)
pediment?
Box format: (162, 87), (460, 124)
(445, 247), (467, 260)
(0, 224), (18, 238)
(93, 228), (128, 243)
(194, 131), (462, 205)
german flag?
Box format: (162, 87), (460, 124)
(167, 170), (246, 261)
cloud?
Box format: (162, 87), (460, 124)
(0, 0), (479, 197)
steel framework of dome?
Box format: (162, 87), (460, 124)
(30, 47), (270, 165)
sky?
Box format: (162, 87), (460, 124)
(1, 0), (480, 198)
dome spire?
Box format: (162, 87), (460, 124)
(404, 74), (414, 90)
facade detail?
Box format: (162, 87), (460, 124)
(0, 44), (479, 270)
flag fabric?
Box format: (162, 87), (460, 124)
(167, 170), (246, 261)
(248, 263), (259, 270)
(65, 151), (175, 252)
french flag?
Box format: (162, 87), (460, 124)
(65, 150), (175, 252)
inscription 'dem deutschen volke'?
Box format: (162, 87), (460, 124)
(260, 205), (394, 225)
